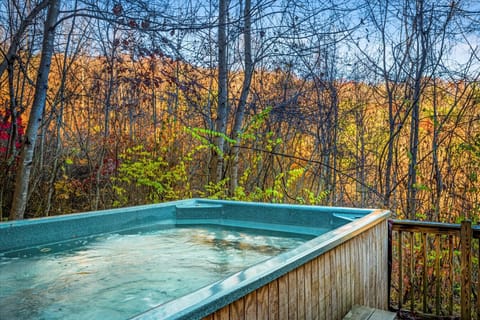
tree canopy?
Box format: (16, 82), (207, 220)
(1, 0), (479, 221)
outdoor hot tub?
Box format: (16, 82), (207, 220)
(0, 199), (389, 319)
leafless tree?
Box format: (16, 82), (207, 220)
(10, 0), (61, 220)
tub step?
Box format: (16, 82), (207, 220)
(175, 203), (223, 209)
(175, 203), (223, 219)
(343, 305), (397, 320)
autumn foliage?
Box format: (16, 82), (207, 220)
(0, 111), (24, 154)
(0, 48), (478, 222)
(1, 0), (479, 223)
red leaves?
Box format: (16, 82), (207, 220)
(112, 3), (152, 31)
(102, 158), (118, 176)
(141, 20), (150, 29)
(128, 19), (137, 28)
(0, 112), (24, 154)
(112, 3), (123, 16)
(0, 130), (9, 141)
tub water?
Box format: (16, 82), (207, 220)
(0, 224), (313, 319)
(0, 199), (388, 319)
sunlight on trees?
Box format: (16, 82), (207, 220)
(0, 0), (479, 222)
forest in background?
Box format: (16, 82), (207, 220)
(1, 0), (479, 222)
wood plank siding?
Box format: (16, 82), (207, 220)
(202, 219), (389, 320)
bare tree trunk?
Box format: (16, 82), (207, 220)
(384, 87), (395, 207)
(406, 0), (427, 219)
(329, 82), (338, 205)
(10, 0), (61, 220)
(431, 79), (442, 221)
(212, 0), (228, 184)
(230, 0), (253, 194)
(46, 2), (79, 216)
(93, 55), (115, 211)
(354, 101), (366, 207)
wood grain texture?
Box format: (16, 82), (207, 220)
(324, 250), (332, 320)
(304, 261), (312, 320)
(343, 305), (396, 320)
(201, 220), (389, 320)
(278, 274), (289, 320)
(245, 290), (257, 320)
(297, 265), (306, 319)
(288, 269), (298, 319)
(213, 305), (229, 320)
(257, 284), (269, 320)
(311, 258), (320, 320)
(318, 251), (326, 320)
(229, 297), (245, 320)
(268, 280), (279, 320)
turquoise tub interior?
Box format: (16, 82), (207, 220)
(0, 199), (388, 319)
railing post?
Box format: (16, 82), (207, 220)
(388, 220), (392, 311)
(477, 223), (480, 320)
(460, 220), (472, 320)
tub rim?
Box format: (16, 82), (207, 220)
(130, 201), (390, 320)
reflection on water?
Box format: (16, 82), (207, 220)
(0, 224), (312, 320)
(190, 229), (292, 254)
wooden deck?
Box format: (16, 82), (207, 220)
(343, 305), (397, 320)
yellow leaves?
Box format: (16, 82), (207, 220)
(295, 189), (329, 205)
(200, 179), (230, 199)
(286, 168), (305, 189)
(54, 175), (82, 200)
(113, 144), (192, 204)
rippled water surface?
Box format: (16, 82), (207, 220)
(0, 224), (312, 319)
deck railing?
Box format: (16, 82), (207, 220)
(388, 219), (480, 319)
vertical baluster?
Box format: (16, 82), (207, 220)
(388, 220), (393, 311)
(398, 231), (403, 310)
(448, 234), (454, 316)
(435, 234), (441, 315)
(422, 232), (427, 313)
(477, 236), (479, 320)
(410, 232), (415, 313)
(460, 220), (472, 320)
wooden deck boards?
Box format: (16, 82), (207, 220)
(343, 305), (397, 320)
